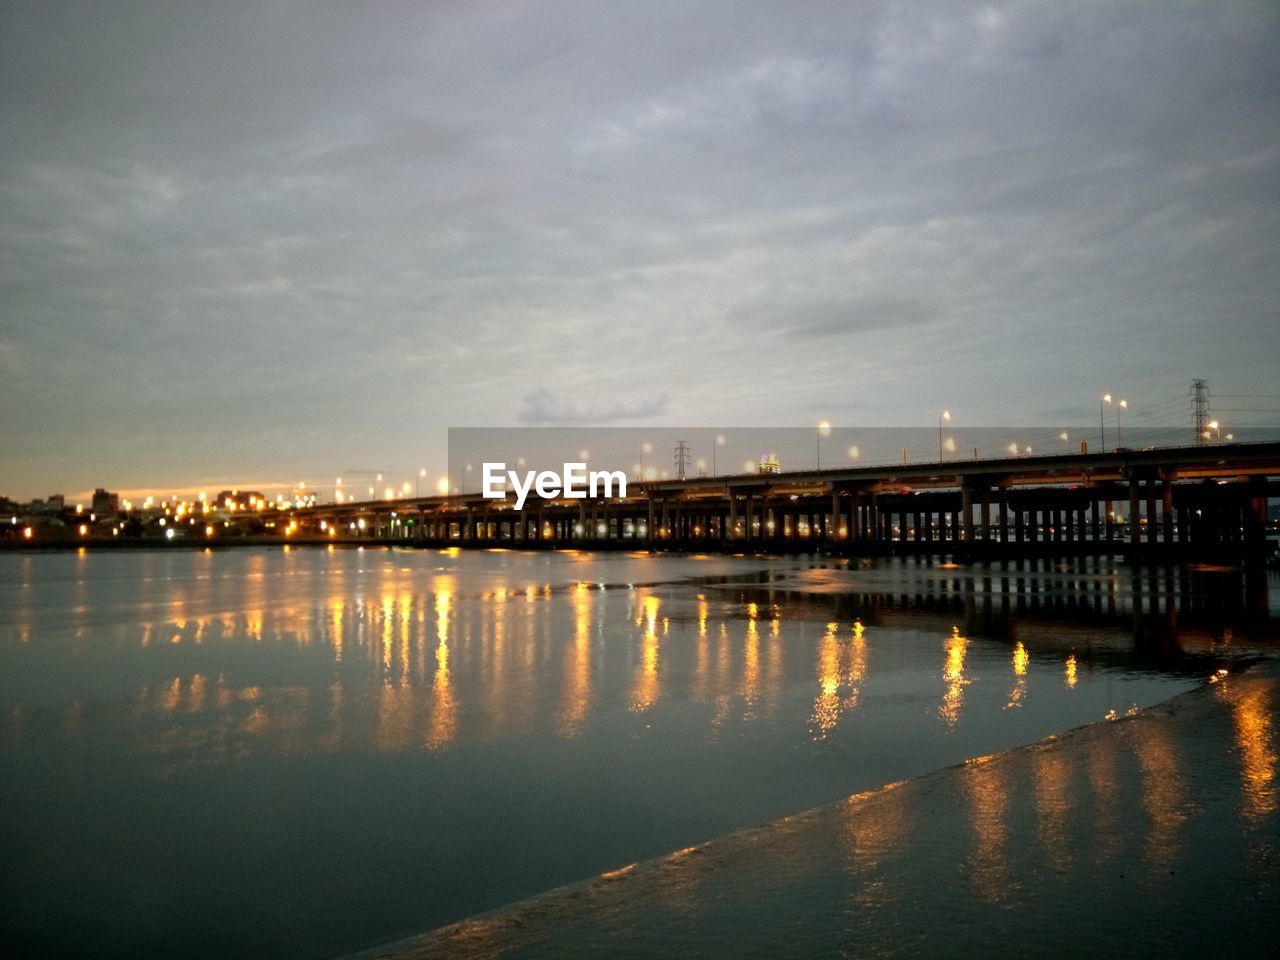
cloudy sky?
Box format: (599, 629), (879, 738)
(2, 0), (1278, 498)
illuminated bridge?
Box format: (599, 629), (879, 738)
(266, 443), (1280, 563)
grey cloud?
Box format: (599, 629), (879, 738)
(729, 295), (937, 338)
(1, 0), (1278, 496)
(519, 388), (669, 425)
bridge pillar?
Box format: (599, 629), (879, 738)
(1245, 477), (1268, 563)
(1162, 481), (1174, 546)
(979, 488), (991, 542)
(1146, 484), (1158, 545)
(960, 486), (972, 543)
(1128, 480), (1141, 548)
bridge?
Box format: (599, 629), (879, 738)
(264, 442), (1280, 563)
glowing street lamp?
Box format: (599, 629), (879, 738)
(938, 410), (951, 462)
(1116, 399), (1127, 446)
(1208, 420), (1221, 442)
(1101, 394), (1111, 450)
(713, 435), (725, 477)
(847, 444), (860, 461)
(817, 421), (831, 469)
(417, 467), (427, 497)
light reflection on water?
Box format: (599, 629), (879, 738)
(0, 549), (1275, 960)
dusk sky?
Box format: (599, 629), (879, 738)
(3, 0), (1278, 499)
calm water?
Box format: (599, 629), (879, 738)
(0, 548), (1272, 958)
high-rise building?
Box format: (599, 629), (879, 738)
(91, 488), (120, 517)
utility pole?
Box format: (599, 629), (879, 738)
(674, 441), (691, 481)
(1192, 378), (1209, 445)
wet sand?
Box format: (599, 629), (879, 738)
(348, 663), (1280, 960)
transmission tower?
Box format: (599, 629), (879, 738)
(1192, 378), (1209, 445)
(674, 441), (691, 481)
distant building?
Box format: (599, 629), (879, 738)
(92, 488), (120, 517)
(214, 490), (265, 512)
(46, 494), (65, 510)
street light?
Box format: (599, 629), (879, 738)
(938, 410), (951, 462)
(417, 468), (427, 498)
(1101, 394), (1111, 450)
(817, 422), (831, 469)
(1116, 399), (1127, 446)
(1208, 420), (1221, 441)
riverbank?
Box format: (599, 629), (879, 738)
(348, 663), (1280, 960)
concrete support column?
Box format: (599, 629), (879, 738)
(1245, 477), (1268, 563)
(960, 486), (973, 543)
(1161, 481), (1174, 545)
(1128, 480), (1141, 547)
(1145, 484), (1158, 545)
(979, 488), (991, 542)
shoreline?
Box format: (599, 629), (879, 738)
(344, 663), (1280, 959)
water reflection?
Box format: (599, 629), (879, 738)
(1128, 720), (1187, 871)
(963, 755), (1010, 903)
(939, 626), (968, 729)
(1, 551), (1276, 960)
(811, 621), (869, 740)
(1224, 679), (1277, 822)
(558, 583), (592, 737)
(1007, 641), (1028, 710)
(4, 552), (1268, 770)
(841, 780), (909, 910)
(631, 594), (661, 712)
(426, 586), (456, 751)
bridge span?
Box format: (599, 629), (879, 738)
(266, 443), (1280, 563)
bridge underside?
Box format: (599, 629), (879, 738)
(281, 474), (1278, 565)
